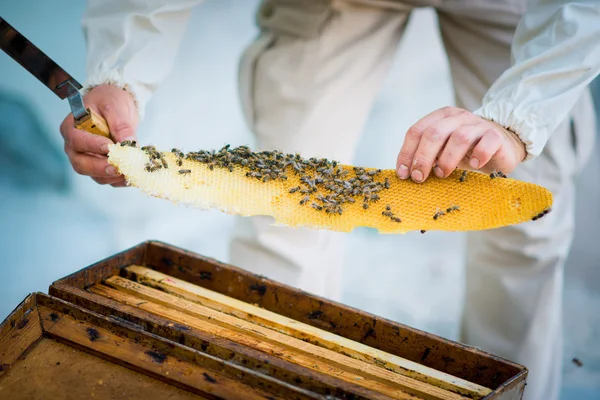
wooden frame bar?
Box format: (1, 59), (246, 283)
(49, 240), (529, 399)
(123, 264), (490, 398)
(1, 293), (346, 399)
(94, 277), (462, 400)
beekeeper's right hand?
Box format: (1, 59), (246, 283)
(59, 84), (138, 187)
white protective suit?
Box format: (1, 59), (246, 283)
(81, 1), (600, 399)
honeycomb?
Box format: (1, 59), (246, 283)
(107, 142), (553, 234)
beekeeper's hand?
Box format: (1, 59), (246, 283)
(395, 106), (526, 183)
(60, 84), (138, 187)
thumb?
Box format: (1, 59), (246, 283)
(86, 85), (139, 143)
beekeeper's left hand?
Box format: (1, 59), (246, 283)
(396, 106), (527, 183)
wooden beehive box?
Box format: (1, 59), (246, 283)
(0, 240), (527, 399)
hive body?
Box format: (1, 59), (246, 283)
(107, 143), (553, 233)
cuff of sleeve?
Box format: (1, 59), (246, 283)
(82, 71), (150, 121)
(473, 103), (548, 161)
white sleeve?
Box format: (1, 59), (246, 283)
(81, 0), (204, 119)
(473, 0), (600, 160)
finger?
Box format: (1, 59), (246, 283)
(410, 115), (474, 182)
(435, 124), (484, 177)
(110, 181), (129, 188)
(396, 107), (465, 179)
(67, 150), (120, 178)
(396, 108), (456, 179)
(92, 176), (125, 185)
(65, 126), (114, 155)
(94, 97), (138, 143)
(470, 129), (504, 170)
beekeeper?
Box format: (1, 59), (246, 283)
(59, 1), (599, 399)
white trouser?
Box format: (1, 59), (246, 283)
(231, 1), (596, 399)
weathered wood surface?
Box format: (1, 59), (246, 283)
(125, 265), (491, 398)
(0, 338), (206, 400)
(37, 295), (326, 400)
(49, 240), (528, 397)
(51, 283), (393, 400)
(142, 240), (526, 390)
(94, 279), (468, 400)
(0, 294), (42, 377)
(39, 306), (288, 400)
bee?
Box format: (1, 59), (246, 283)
(385, 205), (391, 211)
(446, 205), (460, 213)
(161, 158), (169, 168)
(367, 169), (381, 176)
(178, 169), (191, 175)
(359, 174), (372, 182)
(291, 161), (303, 174)
(301, 177), (316, 190)
(246, 171), (262, 179)
(363, 202), (369, 210)
(433, 210), (445, 220)
(391, 216), (402, 223)
(532, 208), (551, 221)
(490, 171), (507, 179)
(572, 357), (583, 368)
(382, 211), (394, 217)
(300, 196), (310, 205)
(311, 203), (323, 211)
(345, 197), (355, 204)
(289, 186), (301, 194)
(459, 170), (467, 182)
(420, 230), (426, 234)
(384, 178), (390, 189)
(369, 194), (380, 202)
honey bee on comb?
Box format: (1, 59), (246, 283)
(108, 143), (553, 234)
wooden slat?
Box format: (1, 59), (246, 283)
(38, 306), (295, 400)
(144, 241), (526, 391)
(0, 338), (207, 400)
(125, 265), (490, 398)
(98, 278), (468, 400)
(0, 294), (43, 377)
(51, 283), (395, 400)
(91, 283), (419, 400)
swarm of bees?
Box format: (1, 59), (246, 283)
(121, 140), (398, 218)
(138, 144), (169, 172)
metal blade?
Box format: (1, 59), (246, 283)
(0, 16), (82, 99)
